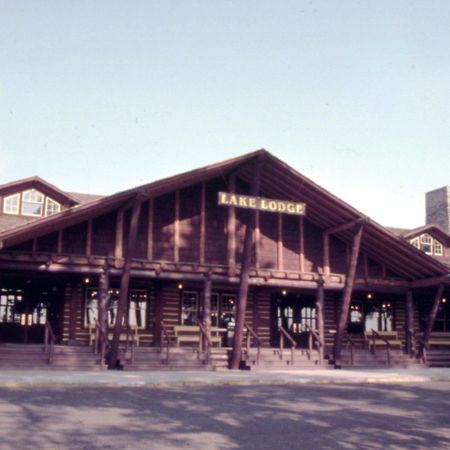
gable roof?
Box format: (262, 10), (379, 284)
(0, 176), (80, 206)
(402, 224), (450, 246)
(0, 149), (448, 280)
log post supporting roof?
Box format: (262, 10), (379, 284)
(334, 222), (364, 365)
(231, 154), (264, 370)
(423, 284), (445, 348)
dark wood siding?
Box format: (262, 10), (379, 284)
(37, 232), (58, 253)
(153, 193), (175, 261)
(179, 185), (201, 263)
(282, 215), (300, 271)
(63, 223), (87, 255)
(303, 219), (323, 272)
(92, 213), (116, 256)
(205, 179), (227, 265)
(259, 212), (277, 269)
(330, 236), (348, 274)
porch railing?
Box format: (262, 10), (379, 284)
(160, 320), (171, 364)
(370, 329), (391, 366)
(304, 324), (324, 364)
(198, 321), (212, 365)
(245, 322), (263, 366)
(279, 325), (296, 366)
(44, 320), (56, 364)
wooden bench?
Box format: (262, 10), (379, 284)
(364, 331), (403, 349)
(88, 324), (140, 346)
(173, 325), (223, 347)
(427, 332), (450, 347)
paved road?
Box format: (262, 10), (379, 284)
(0, 382), (449, 450)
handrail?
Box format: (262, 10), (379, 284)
(304, 324), (324, 363)
(160, 320), (171, 364)
(279, 325), (296, 365)
(371, 329), (391, 366)
(245, 322), (262, 366)
(344, 335), (355, 366)
(44, 320), (56, 364)
(198, 321), (212, 365)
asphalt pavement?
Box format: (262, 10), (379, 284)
(0, 367), (450, 387)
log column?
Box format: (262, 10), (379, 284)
(231, 155), (264, 369)
(333, 223), (364, 365)
(98, 268), (110, 352)
(423, 284), (445, 348)
(315, 278), (325, 363)
(405, 289), (415, 356)
(202, 277), (212, 348)
(227, 175), (236, 276)
(110, 195), (144, 368)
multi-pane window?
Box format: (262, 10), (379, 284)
(84, 288), (148, 328)
(3, 194), (20, 214)
(22, 189), (44, 216)
(0, 288), (23, 323)
(364, 300), (393, 332)
(410, 234), (444, 256)
(45, 198), (61, 216)
(2, 189), (61, 217)
(181, 291), (198, 325)
(434, 240), (444, 256)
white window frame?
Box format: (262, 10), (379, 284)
(21, 189), (44, 217)
(3, 193), (20, 215)
(45, 197), (61, 217)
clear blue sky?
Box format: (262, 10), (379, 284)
(1, 1), (449, 228)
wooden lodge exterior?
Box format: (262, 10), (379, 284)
(0, 149), (449, 370)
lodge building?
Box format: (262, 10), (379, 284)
(0, 149), (449, 370)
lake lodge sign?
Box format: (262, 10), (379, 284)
(218, 192), (306, 216)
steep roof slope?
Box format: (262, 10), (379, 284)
(0, 149), (448, 280)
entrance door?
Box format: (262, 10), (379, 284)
(271, 294), (316, 347)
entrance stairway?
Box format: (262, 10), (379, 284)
(241, 347), (325, 371)
(0, 343), (106, 370)
(426, 347), (450, 367)
(339, 348), (423, 369)
(120, 347), (221, 371)
(338, 333), (423, 368)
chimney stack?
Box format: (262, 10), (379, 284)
(426, 186), (450, 233)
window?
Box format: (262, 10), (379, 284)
(2, 189), (61, 217)
(434, 240), (444, 256)
(3, 194), (20, 215)
(22, 189), (44, 216)
(181, 291), (198, 325)
(84, 288), (148, 328)
(410, 233), (444, 256)
(45, 198), (61, 216)
(364, 300), (393, 332)
(420, 234), (432, 254)
(0, 288), (23, 323)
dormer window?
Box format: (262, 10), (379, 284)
(22, 189), (44, 216)
(3, 194), (20, 214)
(45, 197), (61, 216)
(410, 233), (444, 256)
(2, 189), (61, 217)
(434, 240), (444, 256)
